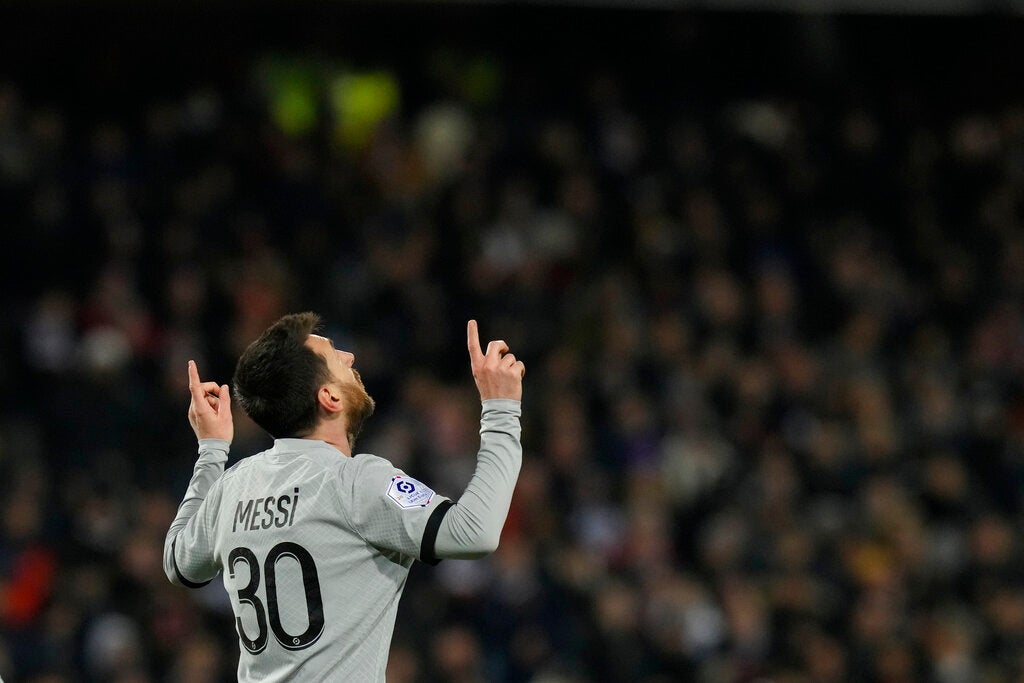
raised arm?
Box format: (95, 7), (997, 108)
(430, 321), (524, 559)
(162, 361), (233, 586)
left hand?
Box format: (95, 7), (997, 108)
(187, 360), (233, 442)
(466, 320), (525, 402)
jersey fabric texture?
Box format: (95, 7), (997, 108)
(164, 398), (522, 682)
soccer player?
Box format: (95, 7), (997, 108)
(163, 312), (524, 680)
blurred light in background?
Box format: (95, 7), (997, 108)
(330, 71), (400, 150)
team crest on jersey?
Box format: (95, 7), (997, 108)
(386, 475), (434, 509)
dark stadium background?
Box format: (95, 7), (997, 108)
(2, 1), (1024, 681)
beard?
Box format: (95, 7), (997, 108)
(340, 379), (376, 448)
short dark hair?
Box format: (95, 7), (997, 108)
(232, 312), (332, 438)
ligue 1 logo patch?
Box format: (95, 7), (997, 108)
(386, 475), (434, 509)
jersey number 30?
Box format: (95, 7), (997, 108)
(229, 542), (325, 654)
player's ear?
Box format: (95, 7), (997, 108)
(316, 384), (344, 413)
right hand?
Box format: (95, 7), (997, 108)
(187, 360), (234, 442)
(467, 320), (525, 401)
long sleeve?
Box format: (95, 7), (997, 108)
(163, 438), (230, 587)
(432, 398), (522, 559)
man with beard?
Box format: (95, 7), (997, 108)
(163, 312), (524, 680)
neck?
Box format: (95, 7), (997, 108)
(303, 422), (353, 456)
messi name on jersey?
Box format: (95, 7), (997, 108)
(233, 488), (300, 532)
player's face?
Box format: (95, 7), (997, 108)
(306, 335), (376, 443)
(307, 334), (362, 387)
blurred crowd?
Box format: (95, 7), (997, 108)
(1, 12), (1024, 683)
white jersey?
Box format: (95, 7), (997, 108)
(164, 399), (522, 682)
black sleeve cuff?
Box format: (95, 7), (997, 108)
(419, 499), (454, 565)
(172, 536), (213, 589)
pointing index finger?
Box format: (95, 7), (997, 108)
(467, 320), (483, 361)
(188, 360), (210, 405)
(188, 359), (201, 388)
